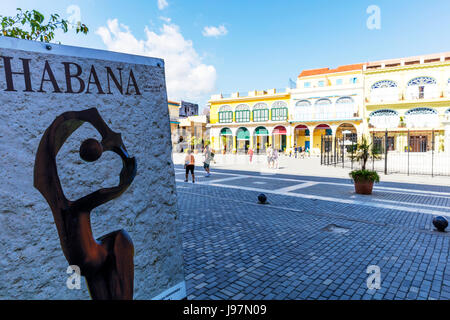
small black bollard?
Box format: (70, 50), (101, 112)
(432, 216), (448, 232)
(258, 193), (267, 204)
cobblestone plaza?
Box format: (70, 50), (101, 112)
(175, 164), (450, 300)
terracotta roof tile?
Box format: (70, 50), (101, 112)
(298, 63), (365, 78)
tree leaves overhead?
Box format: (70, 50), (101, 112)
(0, 8), (88, 43)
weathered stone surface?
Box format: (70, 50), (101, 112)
(0, 38), (184, 299)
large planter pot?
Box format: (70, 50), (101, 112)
(354, 179), (374, 195)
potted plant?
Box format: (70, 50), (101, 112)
(349, 136), (381, 195)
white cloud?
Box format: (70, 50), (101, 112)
(159, 16), (171, 23)
(202, 25), (228, 38)
(157, 0), (168, 10)
(96, 19), (216, 102)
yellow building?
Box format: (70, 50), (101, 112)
(208, 64), (366, 155)
(363, 52), (450, 153)
(208, 89), (291, 154)
(208, 51), (450, 156)
(168, 100), (181, 147)
(291, 63), (365, 154)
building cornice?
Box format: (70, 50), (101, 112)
(364, 61), (450, 75)
(365, 98), (450, 109)
(298, 70), (363, 80)
(209, 93), (290, 104)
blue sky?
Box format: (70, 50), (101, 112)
(2, 0), (450, 111)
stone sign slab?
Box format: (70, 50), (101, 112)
(0, 37), (185, 299)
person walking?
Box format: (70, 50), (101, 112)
(248, 147), (254, 163)
(273, 148), (279, 169)
(266, 144), (273, 168)
(184, 149), (195, 183)
(203, 144), (212, 177)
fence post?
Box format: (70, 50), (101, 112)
(351, 136), (354, 170)
(407, 130), (410, 176)
(327, 136), (330, 165)
(372, 131), (375, 171)
(384, 129), (388, 175)
(320, 135), (323, 165)
(334, 135), (337, 167)
(432, 129), (434, 177)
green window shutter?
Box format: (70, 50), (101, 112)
(253, 109), (269, 122)
(235, 110), (250, 123)
(219, 111), (233, 123)
(271, 108), (287, 121)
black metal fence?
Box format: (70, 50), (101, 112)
(320, 129), (450, 176)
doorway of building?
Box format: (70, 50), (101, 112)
(236, 127), (250, 154)
(273, 126), (287, 152)
(410, 135), (428, 152)
(254, 126), (269, 154)
(220, 128), (233, 153)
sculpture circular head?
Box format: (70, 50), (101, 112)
(80, 138), (103, 162)
(433, 216), (448, 232)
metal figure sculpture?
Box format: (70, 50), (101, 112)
(33, 108), (137, 300)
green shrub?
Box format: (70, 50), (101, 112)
(349, 169), (380, 183)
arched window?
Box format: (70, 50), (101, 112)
(335, 97), (355, 119)
(315, 98), (332, 105)
(235, 104), (250, 123)
(252, 103), (269, 122)
(371, 80), (398, 89)
(271, 101), (288, 121)
(370, 80), (398, 103)
(218, 105), (233, 123)
(219, 105), (232, 112)
(404, 107), (439, 128)
(406, 77), (438, 100)
(407, 77), (436, 86)
(369, 109), (400, 129)
(314, 98), (332, 120)
(295, 100), (311, 107)
(294, 100), (313, 121)
(405, 107), (437, 115)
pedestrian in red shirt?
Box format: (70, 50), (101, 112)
(248, 147), (254, 163)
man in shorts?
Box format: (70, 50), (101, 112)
(203, 144), (213, 177)
(184, 149), (195, 183)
